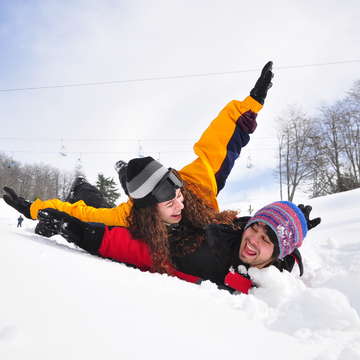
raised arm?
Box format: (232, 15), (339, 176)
(179, 61), (274, 210)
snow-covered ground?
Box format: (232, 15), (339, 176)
(1, 189), (360, 360)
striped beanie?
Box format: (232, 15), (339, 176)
(125, 156), (182, 208)
(245, 201), (308, 259)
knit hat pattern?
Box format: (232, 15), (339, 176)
(125, 156), (170, 208)
(245, 201), (308, 259)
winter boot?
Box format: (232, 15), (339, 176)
(65, 176), (88, 203)
(69, 176), (111, 208)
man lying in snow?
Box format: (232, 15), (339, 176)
(36, 200), (320, 294)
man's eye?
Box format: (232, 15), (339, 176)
(262, 237), (271, 244)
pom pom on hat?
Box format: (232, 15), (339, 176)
(245, 201), (308, 259)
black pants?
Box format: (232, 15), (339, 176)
(65, 182), (111, 208)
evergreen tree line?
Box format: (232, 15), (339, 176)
(0, 153), (120, 206)
(276, 79), (360, 201)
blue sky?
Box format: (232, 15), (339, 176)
(1, 0), (360, 209)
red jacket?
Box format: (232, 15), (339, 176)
(98, 225), (253, 294)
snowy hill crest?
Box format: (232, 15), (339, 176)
(1, 190), (360, 359)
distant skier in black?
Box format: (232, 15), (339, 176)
(17, 215), (24, 228)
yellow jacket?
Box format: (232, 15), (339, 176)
(30, 96), (262, 225)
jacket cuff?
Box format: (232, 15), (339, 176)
(244, 95), (264, 113)
(74, 222), (106, 255)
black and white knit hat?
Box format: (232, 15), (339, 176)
(125, 156), (183, 208)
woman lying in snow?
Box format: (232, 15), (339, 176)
(37, 197), (320, 294)
(4, 150), (320, 294)
(4, 62), (274, 274)
(3, 60), (320, 292)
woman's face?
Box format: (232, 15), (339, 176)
(156, 189), (184, 224)
(238, 222), (275, 268)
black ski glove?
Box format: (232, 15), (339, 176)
(35, 220), (60, 238)
(275, 248), (304, 276)
(298, 204), (321, 230)
(3, 187), (32, 219)
(38, 208), (105, 255)
(250, 61), (274, 105)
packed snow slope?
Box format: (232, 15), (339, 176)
(1, 189), (360, 360)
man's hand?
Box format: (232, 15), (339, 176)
(3, 187), (32, 219)
(38, 208), (104, 255)
(38, 208), (84, 243)
(250, 61), (274, 105)
(298, 204), (321, 230)
(276, 248), (304, 276)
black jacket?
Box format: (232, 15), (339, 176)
(170, 217), (303, 288)
(171, 218), (248, 286)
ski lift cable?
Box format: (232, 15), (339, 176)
(0, 137), (196, 142)
(0, 135), (279, 144)
(3, 146), (279, 156)
(1, 59), (359, 93)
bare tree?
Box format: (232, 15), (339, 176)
(314, 92), (360, 194)
(276, 106), (317, 201)
(337, 100), (360, 185)
(58, 171), (76, 200)
(275, 80), (360, 199)
(317, 103), (347, 192)
(344, 81), (360, 182)
(0, 153), (81, 201)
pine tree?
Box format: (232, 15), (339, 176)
(95, 173), (120, 207)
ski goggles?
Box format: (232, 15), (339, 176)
(151, 169), (183, 203)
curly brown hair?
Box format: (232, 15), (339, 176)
(127, 173), (239, 274)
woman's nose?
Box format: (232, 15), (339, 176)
(175, 198), (184, 210)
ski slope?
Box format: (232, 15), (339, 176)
(1, 189), (360, 359)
